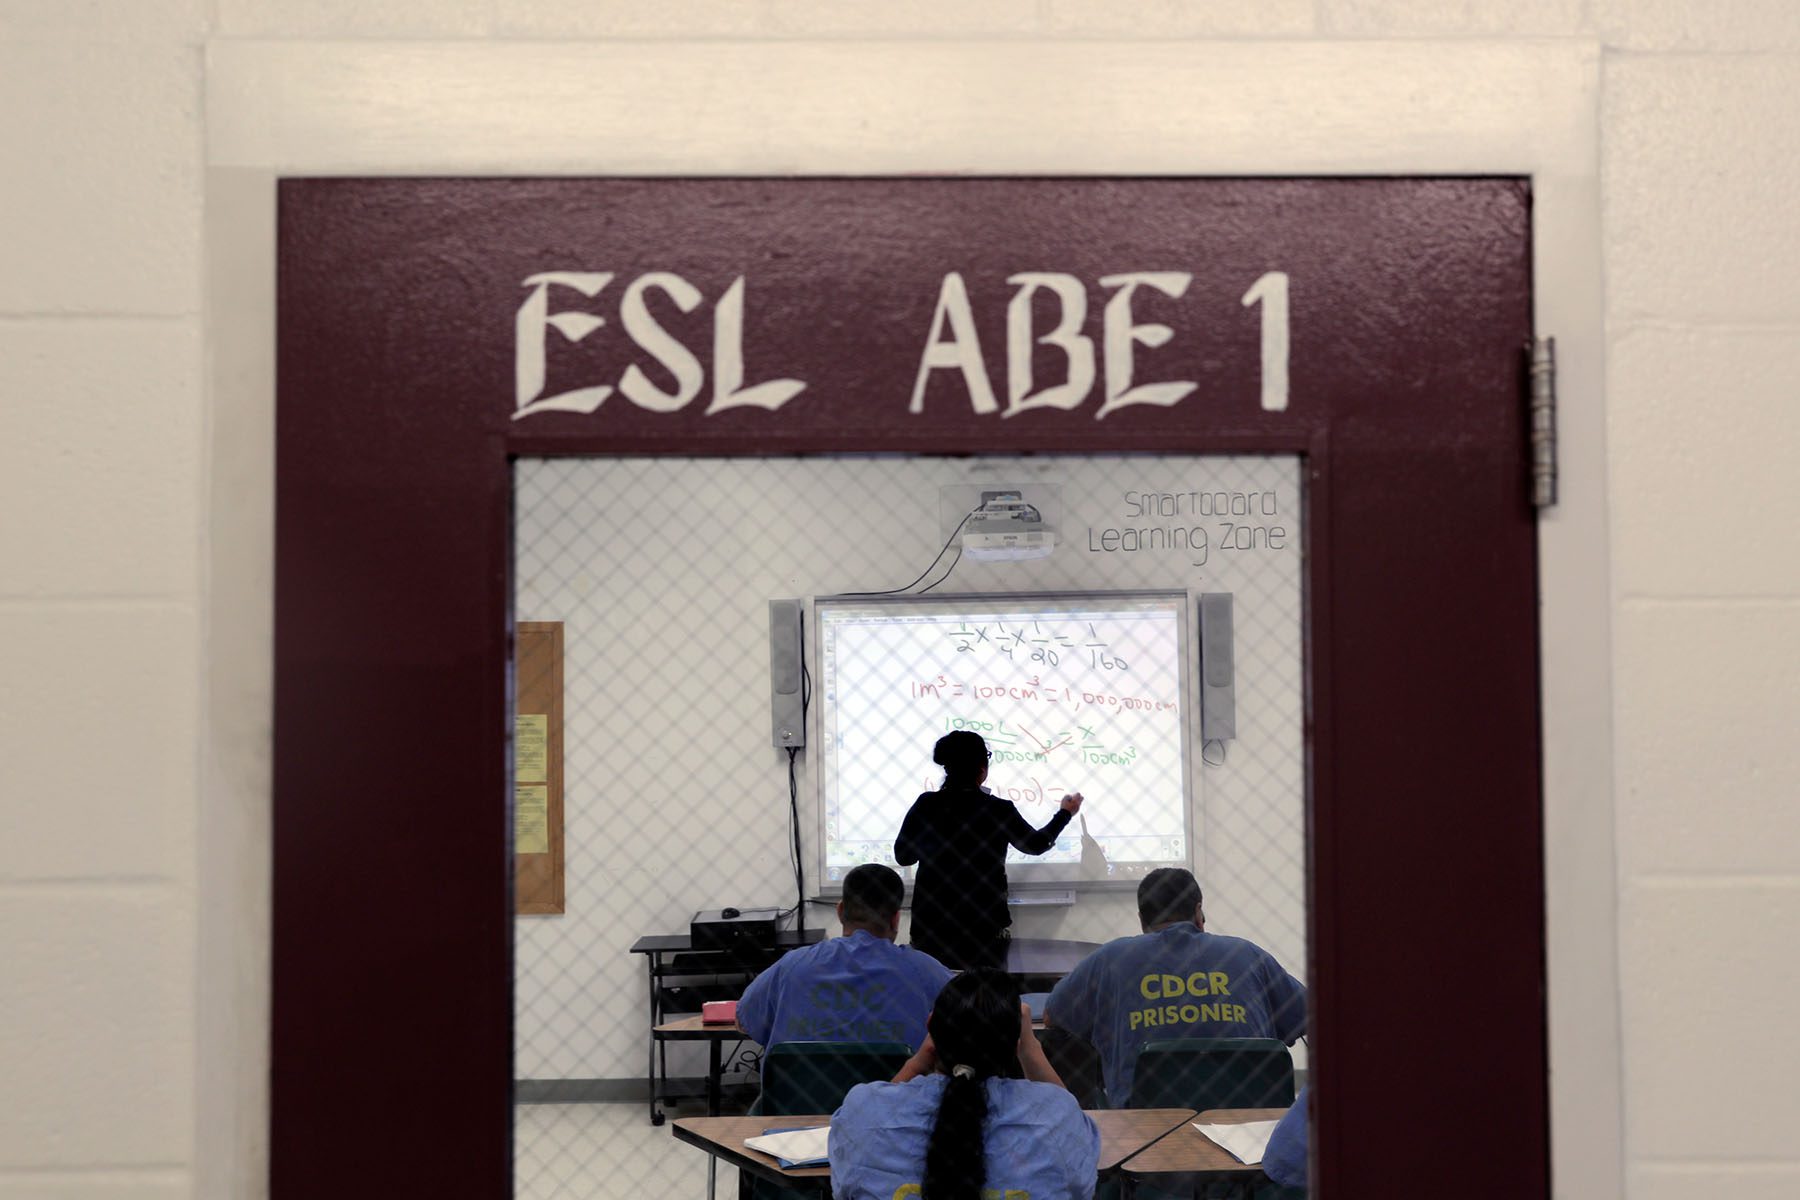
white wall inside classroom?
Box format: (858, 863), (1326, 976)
(2, 3), (1797, 1200)
(512, 455), (1307, 1082)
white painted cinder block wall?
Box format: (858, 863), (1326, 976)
(2, 2), (1796, 1198)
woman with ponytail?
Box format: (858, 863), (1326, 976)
(828, 970), (1100, 1200)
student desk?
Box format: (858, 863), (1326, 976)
(1119, 1107), (1289, 1196)
(651, 1016), (752, 1120)
(672, 1108), (1199, 1191)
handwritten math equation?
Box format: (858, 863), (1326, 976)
(944, 620), (1132, 672)
(943, 716), (1147, 769)
(908, 676), (1177, 718)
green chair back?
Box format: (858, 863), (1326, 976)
(746, 1041), (912, 1200)
(1129, 1041), (1302, 1198)
(1127, 1037), (1296, 1111)
(760, 1039), (913, 1115)
(1037, 1025), (1108, 1110)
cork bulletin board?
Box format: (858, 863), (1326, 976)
(515, 621), (564, 914)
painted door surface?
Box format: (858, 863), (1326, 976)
(275, 178), (1543, 1197)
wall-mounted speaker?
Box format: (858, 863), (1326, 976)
(769, 599), (806, 749)
(1198, 592), (1236, 747)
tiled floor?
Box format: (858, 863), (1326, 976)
(516, 1099), (744, 1200)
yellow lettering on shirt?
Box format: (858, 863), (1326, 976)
(1127, 967), (1254, 1037)
(892, 1186), (922, 1199)
(1126, 1000), (1255, 1030)
(1140, 971), (1233, 1000)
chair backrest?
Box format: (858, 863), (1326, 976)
(760, 1040), (913, 1115)
(1037, 1025), (1108, 1110)
(1127, 1037), (1295, 1111)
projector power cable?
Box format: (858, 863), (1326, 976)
(844, 508), (978, 597)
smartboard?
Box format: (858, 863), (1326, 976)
(815, 591), (1193, 891)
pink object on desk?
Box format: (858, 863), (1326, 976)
(702, 1000), (738, 1025)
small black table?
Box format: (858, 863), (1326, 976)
(629, 927), (825, 1125)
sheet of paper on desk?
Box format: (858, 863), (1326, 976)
(745, 1126), (831, 1168)
(1194, 1119), (1280, 1165)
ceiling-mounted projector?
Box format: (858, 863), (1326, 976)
(962, 490), (1055, 561)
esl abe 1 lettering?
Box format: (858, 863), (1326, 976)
(514, 269), (1291, 422)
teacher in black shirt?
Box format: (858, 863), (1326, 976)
(895, 730), (1085, 970)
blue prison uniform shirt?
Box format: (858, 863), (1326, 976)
(1260, 1086), (1308, 1190)
(829, 1074), (1101, 1200)
(737, 930), (954, 1051)
(1044, 923), (1306, 1105)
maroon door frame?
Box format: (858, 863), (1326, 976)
(274, 178), (1545, 1197)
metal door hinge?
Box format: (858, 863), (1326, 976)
(1527, 337), (1557, 509)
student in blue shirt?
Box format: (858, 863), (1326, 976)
(738, 863), (954, 1051)
(1045, 867), (1307, 1105)
(830, 969), (1101, 1200)
(1260, 1085), (1308, 1191)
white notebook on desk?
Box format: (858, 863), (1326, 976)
(1193, 1119), (1280, 1165)
(744, 1125), (831, 1168)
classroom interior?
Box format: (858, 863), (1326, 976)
(510, 453), (1309, 1196)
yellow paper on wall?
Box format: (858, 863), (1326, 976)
(515, 783), (549, 854)
(515, 713), (548, 783)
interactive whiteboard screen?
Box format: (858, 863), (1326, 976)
(815, 592), (1193, 890)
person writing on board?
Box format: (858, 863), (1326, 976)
(895, 730), (1084, 971)
(828, 968), (1100, 1200)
